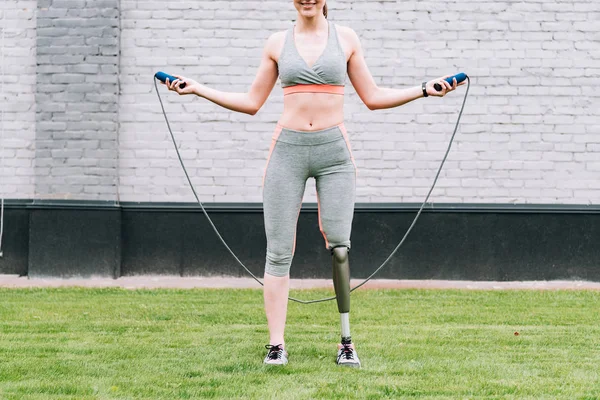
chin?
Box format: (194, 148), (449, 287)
(300, 10), (319, 18)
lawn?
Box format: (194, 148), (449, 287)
(0, 287), (599, 399)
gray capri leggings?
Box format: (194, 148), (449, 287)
(262, 123), (357, 277)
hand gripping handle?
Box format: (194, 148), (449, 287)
(433, 72), (467, 92)
(155, 71), (186, 89)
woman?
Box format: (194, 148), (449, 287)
(165, 0), (462, 367)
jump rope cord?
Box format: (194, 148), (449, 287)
(154, 78), (265, 288)
(154, 77), (470, 304)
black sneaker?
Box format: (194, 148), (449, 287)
(336, 343), (361, 368)
(263, 344), (288, 365)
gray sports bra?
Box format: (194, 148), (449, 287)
(278, 20), (346, 95)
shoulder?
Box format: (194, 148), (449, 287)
(332, 24), (361, 52)
(332, 23), (361, 56)
(267, 30), (288, 44)
(264, 30), (288, 59)
(332, 24), (360, 44)
(265, 30), (288, 50)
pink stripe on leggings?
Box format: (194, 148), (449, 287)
(262, 124), (283, 187)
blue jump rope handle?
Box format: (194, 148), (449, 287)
(433, 72), (467, 92)
(155, 71), (186, 89)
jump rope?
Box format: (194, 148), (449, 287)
(154, 72), (470, 304)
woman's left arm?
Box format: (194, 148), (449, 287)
(344, 27), (465, 110)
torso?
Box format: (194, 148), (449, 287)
(271, 23), (353, 131)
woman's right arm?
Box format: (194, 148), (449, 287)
(165, 32), (281, 115)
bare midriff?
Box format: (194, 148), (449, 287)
(278, 92), (345, 131)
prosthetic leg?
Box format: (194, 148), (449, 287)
(332, 246), (352, 343)
(332, 245), (361, 366)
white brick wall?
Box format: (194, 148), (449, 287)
(0, 1), (36, 199)
(118, 0), (600, 204)
(35, 0), (120, 201)
(2, 1), (599, 204)
(118, 0), (291, 202)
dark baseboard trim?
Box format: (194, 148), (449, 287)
(4, 199), (600, 213)
(1, 200), (599, 281)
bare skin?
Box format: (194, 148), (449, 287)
(164, 0), (465, 349)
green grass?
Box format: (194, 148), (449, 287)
(0, 287), (599, 399)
